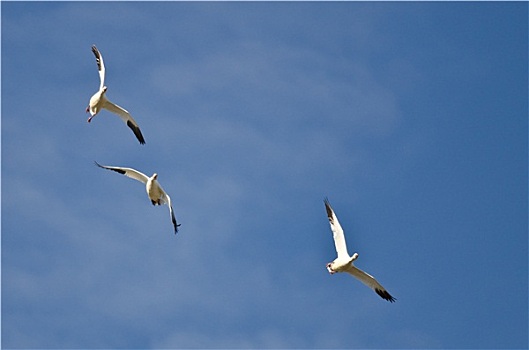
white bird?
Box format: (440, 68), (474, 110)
(95, 162), (180, 234)
(324, 198), (396, 302)
(86, 45), (146, 145)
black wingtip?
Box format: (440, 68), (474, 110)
(323, 197), (333, 220)
(174, 223), (181, 234)
(127, 120), (146, 144)
(170, 207), (180, 234)
(91, 45), (99, 57)
(376, 288), (396, 303)
(94, 161), (126, 175)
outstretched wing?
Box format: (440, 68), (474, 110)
(102, 101), (146, 144)
(94, 161), (149, 184)
(91, 45), (105, 90)
(161, 192), (180, 234)
(346, 265), (396, 302)
(324, 198), (350, 259)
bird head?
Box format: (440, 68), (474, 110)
(350, 253), (359, 262)
(326, 262), (335, 274)
(152, 173), (158, 180)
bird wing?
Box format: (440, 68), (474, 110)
(346, 265), (396, 302)
(162, 192), (180, 234)
(102, 101), (146, 144)
(94, 161), (149, 184)
(91, 45), (105, 90)
(324, 198), (350, 259)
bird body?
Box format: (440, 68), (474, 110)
(326, 253), (358, 274)
(95, 162), (180, 234)
(324, 198), (396, 302)
(146, 174), (166, 206)
(86, 87), (106, 117)
(86, 45), (146, 144)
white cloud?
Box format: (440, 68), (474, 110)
(149, 40), (399, 138)
(11, 2), (526, 349)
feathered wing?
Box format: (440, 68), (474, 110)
(324, 198), (350, 259)
(162, 192), (180, 234)
(96, 162), (181, 234)
(94, 162), (149, 184)
(102, 101), (146, 144)
(91, 45), (105, 90)
(346, 265), (396, 302)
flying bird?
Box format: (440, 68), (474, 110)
(86, 45), (146, 144)
(95, 162), (180, 234)
(324, 198), (396, 302)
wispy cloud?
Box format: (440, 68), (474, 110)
(3, 2), (527, 349)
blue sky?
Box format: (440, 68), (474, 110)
(2, 2), (527, 349)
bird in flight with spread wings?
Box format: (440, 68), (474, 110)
(95, 162), (180, 234)
(324, 198), (396, 302)
(86, 45), (146, 145)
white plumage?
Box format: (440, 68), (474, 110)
(95, 162), (180, 234)
(86, 45), (146, 144)
(324, 198), (395, 302)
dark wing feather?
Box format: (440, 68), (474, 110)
(127, 120), (146, 144)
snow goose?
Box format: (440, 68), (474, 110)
(86, 45), (146, 145)
(324, 198), (396, 302)
(95, 162), (180, 234)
